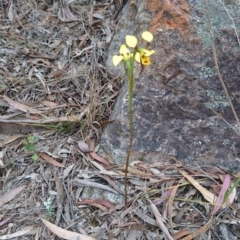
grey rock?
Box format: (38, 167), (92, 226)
(100, 0), (240, 172)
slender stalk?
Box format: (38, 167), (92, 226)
(124, 53), (135, 205)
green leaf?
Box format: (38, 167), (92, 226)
(0, 84), (7, 90)
(32, 153), (38, 161)
(27, 135), (38, 144)
(25, 143), (36, 151)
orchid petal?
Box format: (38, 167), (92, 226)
(119, 44), (131, 56)
(141, 55), (151, 66)
(141, 49), (155, 56)
(126, 35), (138, 48)
(135, 52), (141, 63)
(112, 55), (123, 66)
(142, 31), (153, 42)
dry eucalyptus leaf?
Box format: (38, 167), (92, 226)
(63, 164), (75, 179)
(41, 219), (94, 240)
(179, 170), (216, 204)
(0, 185), (26, 207)
(6, 1), (14, 22)
(39, 152), (65, 168)
(0, 226), (36, 239)
(77, 140), (91, 153)
(3, 96), (42, 114)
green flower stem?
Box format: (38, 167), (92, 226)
(124, 51), (136, 205)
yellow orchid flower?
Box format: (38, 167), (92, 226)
(112, 44), (133, 66)
(124, 31), (155, 66)
(135, 48), (155, 66)
(112, 31), (155, 66)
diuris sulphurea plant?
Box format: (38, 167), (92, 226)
(112, 31), (155, 205)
